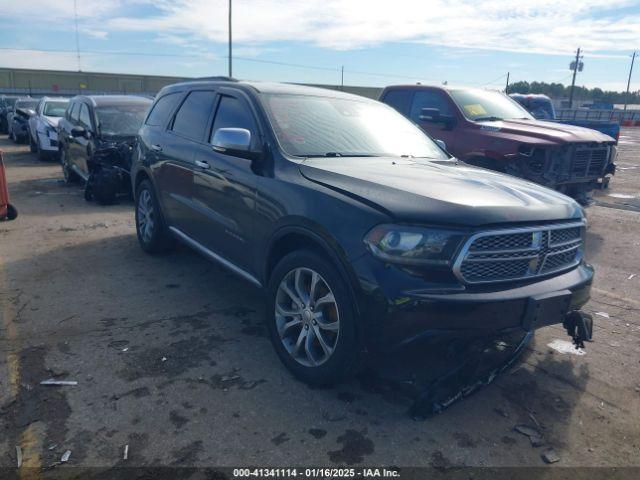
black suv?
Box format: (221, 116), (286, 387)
(132, 79), (594, 385)
(58, 95), (152, 204)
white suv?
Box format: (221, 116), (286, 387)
(28, 97), (69, 160)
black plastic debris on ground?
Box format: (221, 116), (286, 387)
(361, 330), (533, 420)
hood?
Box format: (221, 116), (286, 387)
(481, 118), (615, 144)
(42, 115), (61, 128)
(300, 157), (583, 227)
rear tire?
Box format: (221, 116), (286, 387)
(89, 169), (118, 205)
(6, 204), (18, 220)
(266, 249), (363, 386)
(135, 179), (174, 253)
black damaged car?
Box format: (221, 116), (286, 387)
(132, 79), (594, 386)
(58, 95), (152, 204)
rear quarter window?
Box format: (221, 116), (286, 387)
(146, 92), (182, 127)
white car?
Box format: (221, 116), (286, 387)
(28, 97), (69, 160)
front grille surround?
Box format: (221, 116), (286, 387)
(452, 222), (585, 285)
(571, 144), (610, 179)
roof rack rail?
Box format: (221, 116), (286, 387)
(188, 76), (238, 82)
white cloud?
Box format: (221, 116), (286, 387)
(102, 0), (640, 55)
(0, 0), (637, 57)
(0, 0), (124, 21)
(83, 29), (109, 40)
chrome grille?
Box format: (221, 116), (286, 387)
(571, 145), (609, 178)
(454, 223), (584, 284)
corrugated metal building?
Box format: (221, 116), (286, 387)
(0, 67), (382, 99)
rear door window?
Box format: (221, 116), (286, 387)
(210, 95), (257, 148)
(409, 91), (453, 122)
(171, 91), (217, 141)
(382, 89), (413, 115)
(146, 92), (181, 127)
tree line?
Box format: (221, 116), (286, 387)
(505, 81), (639, 105)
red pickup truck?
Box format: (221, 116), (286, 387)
(379, 85), (616, 202)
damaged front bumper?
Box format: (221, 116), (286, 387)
(353, 254), (594, 354)
(506, 143), (617, 196)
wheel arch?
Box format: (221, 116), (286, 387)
(264, 224), (363, 318)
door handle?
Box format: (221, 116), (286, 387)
(195, 160), (210, 169)
(151, 144), (163, 152)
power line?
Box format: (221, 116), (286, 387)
(0, 46), (441, 82)
(476, 73), (507, 87)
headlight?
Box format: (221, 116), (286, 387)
(364, 224), (465, 266)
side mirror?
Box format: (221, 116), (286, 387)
(419, 107), (441, 122)
(71, 125), (87, 138)
(419, 107), (455, 128)
(435, 139), (447, 151)
(212, 128), (252, 157)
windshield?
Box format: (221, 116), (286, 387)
(262, 94), (449, 159)
(16, 100), (38, 110)
(6, 97), (18, 108)
(95, 103), (150, 136)
(449, 89), (533, 121)
(43, 101), (68, 117)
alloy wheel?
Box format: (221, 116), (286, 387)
(137, 189), (155, 244)
(275, 267), (340, 367)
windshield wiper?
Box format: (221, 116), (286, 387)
(318, 152), (382, 157)
(474, 116), (503, 122)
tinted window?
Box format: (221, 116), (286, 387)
(210, 95), (257, 146)
(172, 91), (216, 141)
(410, 91), (453, 122)
(70, 103), (80, 122)
(146, 92), (181, 127)
(382, 89), (413, 115)
(15, 99), (38, 110)
(79, 104), (92, 129)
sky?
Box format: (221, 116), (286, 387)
(0, 0), (639, 91)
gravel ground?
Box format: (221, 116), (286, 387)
(1, 130), (639, 475)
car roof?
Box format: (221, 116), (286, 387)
(382, 84), (497, 94)
(41, 96), (70, 102)
(159, 79), (375, 102)
(71, 95), (153, 107)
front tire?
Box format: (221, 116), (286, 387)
(266, 250), (362, 386)
(135, 179), (174, 253)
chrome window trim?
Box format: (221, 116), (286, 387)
(452, 220), (586, 285)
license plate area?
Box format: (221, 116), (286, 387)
(522, 290), (572, 331)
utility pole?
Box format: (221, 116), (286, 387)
(228, 0), (233, 78)
(73, 0), (81, 71)
(505, 72), (510, 93)
(568, 47), (582, 108)
(624, 51), (636, 111)
(341, 66), (344, 89)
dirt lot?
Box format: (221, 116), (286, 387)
(1, 130), (639, 474)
